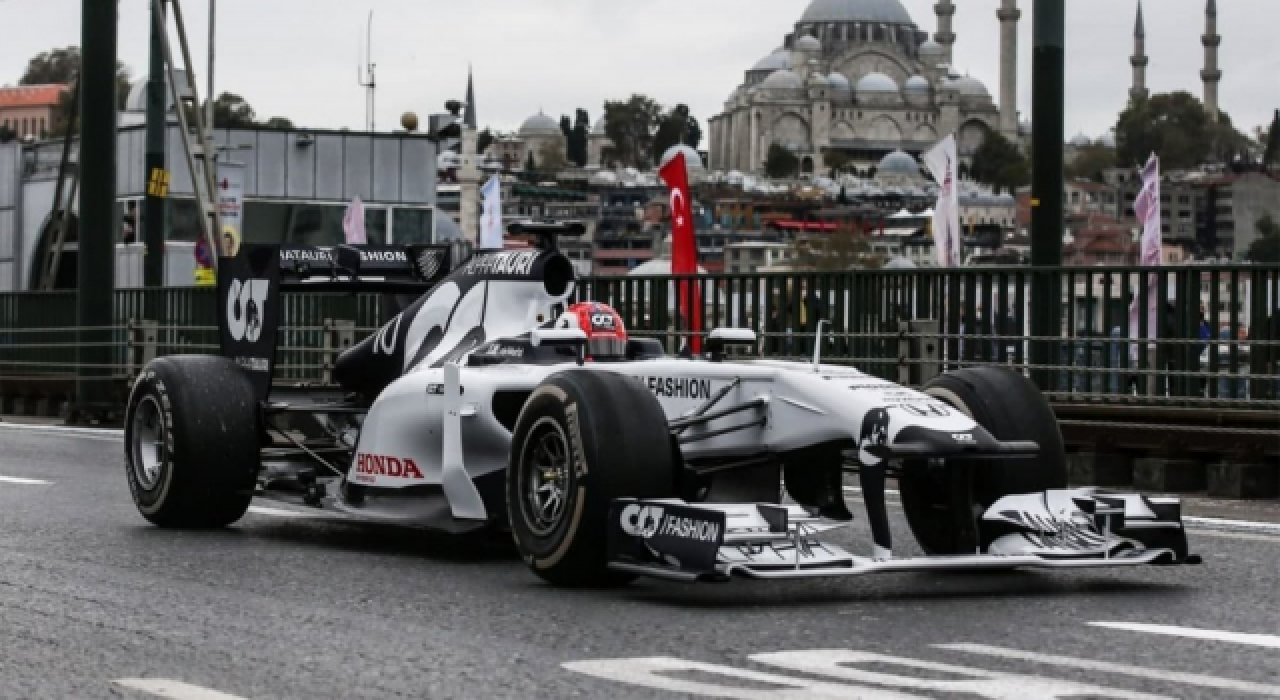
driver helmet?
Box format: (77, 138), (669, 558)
(556, 302), (627, 360)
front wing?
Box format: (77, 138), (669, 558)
(606, 489), (1196, 582)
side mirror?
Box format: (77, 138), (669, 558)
(706, 328), (757, 361)
(531, 328), (588, 348)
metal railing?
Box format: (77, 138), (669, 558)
(0, 265), (1276, 408)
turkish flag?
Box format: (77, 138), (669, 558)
(659, 153), (702, 355)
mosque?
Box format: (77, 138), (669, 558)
(708, 0), (1024, 176)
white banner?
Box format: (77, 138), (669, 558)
(480, 175), (504, 250)
(1129, 153), (1162, 343)
(215, 161), (245, 256)
(922, 135), (962, 268)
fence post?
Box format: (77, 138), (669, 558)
(322, 319), (355, 385)
(127, 319), (158, 380)
(897, 320), (940, 386)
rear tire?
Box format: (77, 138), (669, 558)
(507, 370), (676, 587)
(899, 367), (1067, 554)
(124, 356), (260, 528)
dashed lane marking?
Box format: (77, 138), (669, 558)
(0, 422), (122, 441)
(0, 475), (52, 485)
(1088, 622), (1280, 651)
(111, 678), (247, 700)
(1184, 515), (1280, 535)
(247, 505), (317, 518)
(940, 643), (1280, 697)
(1189, 529), (1280, 544)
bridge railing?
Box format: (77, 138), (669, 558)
(0, 265), (1276, 408)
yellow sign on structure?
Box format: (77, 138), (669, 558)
(194, 267), (215, 287)
(147, 168), (170, 198)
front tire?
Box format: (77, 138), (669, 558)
(899, 367), (1067, 554)
(506, 370), (677, 587)
(124, 356), (260, 528)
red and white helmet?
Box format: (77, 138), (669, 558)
(556, 302), (627, 360)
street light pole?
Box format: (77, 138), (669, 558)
(78, 0), (119, 418)
(1030, 0), (1065, 388)
(206, 0), (215, 131)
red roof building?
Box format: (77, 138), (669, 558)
(0, 84), (69, 139)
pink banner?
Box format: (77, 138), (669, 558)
(1129, 154), (1161, 344)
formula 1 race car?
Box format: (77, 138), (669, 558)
(123, 222), (1197, 586)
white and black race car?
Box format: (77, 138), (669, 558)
(123, 222), (1197, 586)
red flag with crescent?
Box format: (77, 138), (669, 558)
(659, 152), (702, 354)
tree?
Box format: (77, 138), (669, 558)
(1247, 214), (1280, 263)
(1263, 110), (1280, 166)
(0, 124), (14, 143)
(651, 104), (701, 164)
(764, 143), (799, 178)
(603, 94), (663, 168)
(21, 46), (132, 135)
(1115, 92), (1250, 169)
(969, 132), (1029, 193)
(205, 92), (257, 128)
(683, 114), (702, 150)
(1066, 142), (1116, 181)
(262, 117), (294, 130)
(477, 128), (495, 155)
(825, 150), (852, 175)
(537, 141), (569, 173)
(568, 109), (590, 167)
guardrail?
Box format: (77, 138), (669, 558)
(0, 265), (1276, 408)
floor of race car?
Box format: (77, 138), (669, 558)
(1, 424), (1277, 699)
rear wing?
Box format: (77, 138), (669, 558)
(217, 241), (470, 398)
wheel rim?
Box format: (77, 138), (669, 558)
(519, 417), (572, 537)
(130, 396), (166, 490)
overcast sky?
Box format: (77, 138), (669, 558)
(2, 0), (1275, 142)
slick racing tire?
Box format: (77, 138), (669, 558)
(124, 355), (260, 528)
(899, 366), (1067, 555)
(507, 370), (677, 587)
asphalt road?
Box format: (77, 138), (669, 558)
(2, 424), (1279, 699)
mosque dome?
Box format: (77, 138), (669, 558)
(761, 69), (804, 91)
(519, 112), (561, 137)
(1070, 133), (1092, 147)
(904, 75), (930, 93)
(659, 144), (705, 175)
(877, 150), (921, 177)
(799, 0), (913, 24)
(919, 38), (944, 57)
(795, 34), (822, 52)
(856, 72), (900, 94)
(591, 116), (608, 136)
(950, 76), (990, 97)
(807, 72), (830, 88)
(751, 48), (791, 73)
(827, 73), (852, 93)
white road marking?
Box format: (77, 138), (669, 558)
(1088, 622), (1280, 651)
(247, 505), (316, 518)
(940, 643), (1280, 697)
(751, 649), (1166, 700)
(111, 678), (247, 700)
(0, 475), (52, 485)
(567, 650), (1177, 699)
(1184, 516), (1280, 536)
(1190, 529), (1280, 544)
(564, 656), (921, 698)
(0, 422), (122, 441)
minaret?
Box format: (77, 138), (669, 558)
(997, 0), (1020, 140)
(1130, 1), (1149, 102)
(1201, 0), (1221, 122)
(934, 0), (956, 67)
(463, 65), (477, 130)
